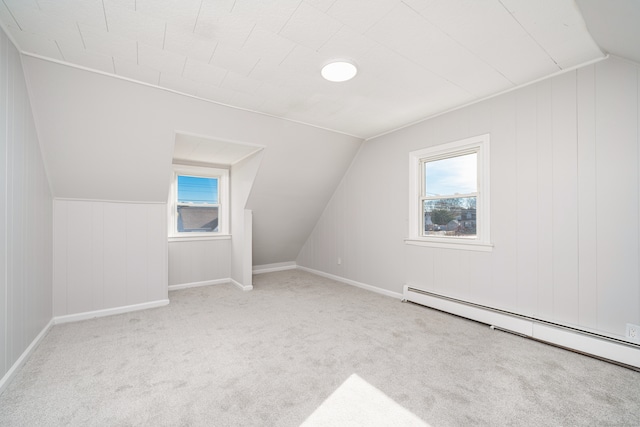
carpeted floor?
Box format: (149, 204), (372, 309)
(1, 269), (639, 426)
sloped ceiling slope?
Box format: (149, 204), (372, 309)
(576, 0), (640, 65)
(22, 56), (361, 264)
(1, 0), (604, 138)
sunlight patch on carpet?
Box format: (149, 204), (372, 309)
(301, 374), (430, 427)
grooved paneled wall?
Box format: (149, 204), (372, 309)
(0, 30), (53, 381)
(168, 239), (230, 287)
(298, 56), (640, 341)
(53, 200), (167, 316)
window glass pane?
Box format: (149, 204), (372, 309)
(423, 197), (476, 238)
(178, 175), (218, 204)
(177, 206), (219, 232)
(424, 153), (477, 196)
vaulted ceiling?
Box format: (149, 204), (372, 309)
(0, 0), (610, 139)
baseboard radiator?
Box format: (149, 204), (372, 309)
(403, 285), (640, 370)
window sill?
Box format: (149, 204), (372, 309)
(169, 234), (231, 243)
(404, 238), (493, 252)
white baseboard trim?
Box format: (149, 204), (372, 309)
(0, 318), (54, 395)
(531, 322), (640, 369)
(53, 299), (170, 325)
(297, 266), (404, 300)
(403, 285), (640, 369)
(231, 278), (253, 291)
(253, 262), (297, 274)
(168, 278), (229, 291)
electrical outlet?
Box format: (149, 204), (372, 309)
(626, 324), (640, 342)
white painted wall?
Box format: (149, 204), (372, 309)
(21, 57), (362, 266)
(231, 151), (263, 287)
(0, 30), (53, 380)
(53, 200), (167, 316)
(246, 131), (361, 265)
(298, 56), (640, 342)
(168, 239), (230, 287)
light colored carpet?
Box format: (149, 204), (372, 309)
(1, 269), (639, 426)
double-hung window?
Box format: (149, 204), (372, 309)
(169, 165), (229, 238)
(406, 134), (492, 251)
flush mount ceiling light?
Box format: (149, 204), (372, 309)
(321, 60), (358, 82)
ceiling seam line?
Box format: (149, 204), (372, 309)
(362, 3), (393, 34)
(218, 70), (229, 88)
(326, 0), (339, 14)
(277, 0), (303, 35)
(316, 25), (343, 53)
(208, 42), (218, 64)
(247, 59), (260, 77)
(352, 2), (475, 96)
(76, 23), (86, 49)
(1, 0), (21, 30)
(373, 43), (474, 99)
(406, 3), (516, 86)
(55, 41), (65, 61)
(193, 0), (204, 33)
(498, 0), (560, 70)
(101, 0), (109, 32)
(241, 24), (256, 49)
(278, 46), (296, 67)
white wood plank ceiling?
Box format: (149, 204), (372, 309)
(0, 0), (604, 138)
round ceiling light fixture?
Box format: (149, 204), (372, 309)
(321, 60), (358, 82)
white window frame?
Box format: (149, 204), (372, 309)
(406, 134), (492, 252)
(169, 165), (230, 240)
